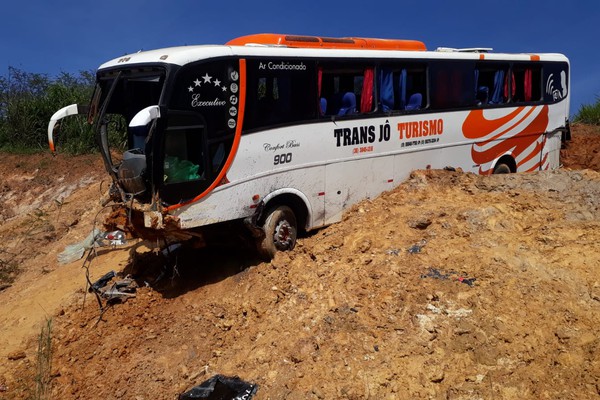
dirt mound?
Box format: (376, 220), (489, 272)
(1, 125), (600, 399)
(561, 123), (600, 170)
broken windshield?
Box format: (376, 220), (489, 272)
(94, 68), (166, 173)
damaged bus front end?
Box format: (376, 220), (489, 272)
(48, 48), (246, 246)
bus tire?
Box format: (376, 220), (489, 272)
(258, 205), (297, 260)
(493, 163), (511, 174)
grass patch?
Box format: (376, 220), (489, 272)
(574, 97), (600, 126)
(35, 318), (53, 400)
(0, 251), (20, 287)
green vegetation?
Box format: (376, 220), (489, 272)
(0, 250), (19, 287)
(0, 67), (96, 153)
(34, 318), (53, 400)
(574, 96), (600, 126)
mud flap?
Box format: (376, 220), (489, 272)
(243, 201), (265, 240)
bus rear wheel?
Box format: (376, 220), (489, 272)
(493, 163), (511, 174)
(258, 205), (297, 260)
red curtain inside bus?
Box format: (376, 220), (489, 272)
(524, 69), (532, 102)
(361, 68), (374, 112)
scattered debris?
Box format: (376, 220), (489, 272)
(102, 284), (137, 302)
(408, 240), (427, 254)
(385, 248), (400, 256)
(88, 270), (137, 303)
(89, 270), (116, 293)
(421, 267), (476, 287)
(96, 230), (127, 247)
(57, 228), (101, 265)
(162, 242), (183, 257)
(457, 276), (476, 287)
(179, 375), (258, 400)
(58, 229), (127, 264)
(101, 278), (138, 303)
(421, 267), (450, 280)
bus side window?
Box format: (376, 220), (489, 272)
(511, 65), (542, 103)
(429, 61), (474, 110)
(244, 59), (317, 130)
(319, 65), (374, 116)
(475, 64), (508, 106)
(376, 65), (426, 112)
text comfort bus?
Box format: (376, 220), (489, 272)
(48, 33), (570, 258)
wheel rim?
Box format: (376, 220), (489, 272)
(273, 219), (294, 249)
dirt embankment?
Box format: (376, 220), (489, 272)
(0, 124), (599, 399)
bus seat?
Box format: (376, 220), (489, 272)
(476, 86), (489, 105)
(338, 92), (357, 115)
(405, 93), (422, 110)
(320, 97), (327, 115)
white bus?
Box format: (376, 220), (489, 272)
(48, 33), (570, 258)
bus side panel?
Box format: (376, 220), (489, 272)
(174, 165), (324, 229)
(544, 102), (569, 169)
(173, 125), (327, 229)
(324, 156), (395, 225)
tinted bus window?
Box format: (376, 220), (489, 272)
(377, 63), (427, 112)
(319, 62), (375, 116)
(543, 62), (569, 103)
(170, 60), (240, 138)
(512, 64), (542, 103)
(429, 61), (475, 109)
(244, 59), (317, 130)
(475, 63), (509, 105)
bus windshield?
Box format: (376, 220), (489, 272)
(91, 68), (166, 197)
(94, 60), (242, 207)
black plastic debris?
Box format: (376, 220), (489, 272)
(102, 278), (138, 302)
(179, 375), (258, 400)
(88, 271), (138, 302)
(408, 240), (427, 254)
(420, 267), (476, 287)
(421, 267), (449, 280)
(89, 270), (116, 292)
(162, 242), (183, 257)
(457, 276), (476, 287)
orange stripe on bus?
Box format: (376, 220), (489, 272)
(165, 59), (247, 212)
(530, 55), (540, 61)
(227, 33), (427, 51)
(479, 54), (485, 60)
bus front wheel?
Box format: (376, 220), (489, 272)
(258, 205), (297, 260)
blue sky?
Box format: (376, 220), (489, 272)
(1, 0), (597, 116)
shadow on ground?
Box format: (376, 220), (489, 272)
(122, 244), (265, 299)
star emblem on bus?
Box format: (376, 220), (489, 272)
(188, 73), (228, 94)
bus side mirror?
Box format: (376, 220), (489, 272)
(48, 104), (88, 153)
(129, 105), (161, 127)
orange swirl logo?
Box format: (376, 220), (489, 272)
(462, 106), (549, 174)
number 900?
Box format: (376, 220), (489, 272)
(274, 153), (292, 165)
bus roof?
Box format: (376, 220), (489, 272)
(98, 34), (569, 71)
(226, 33), (427, 51)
